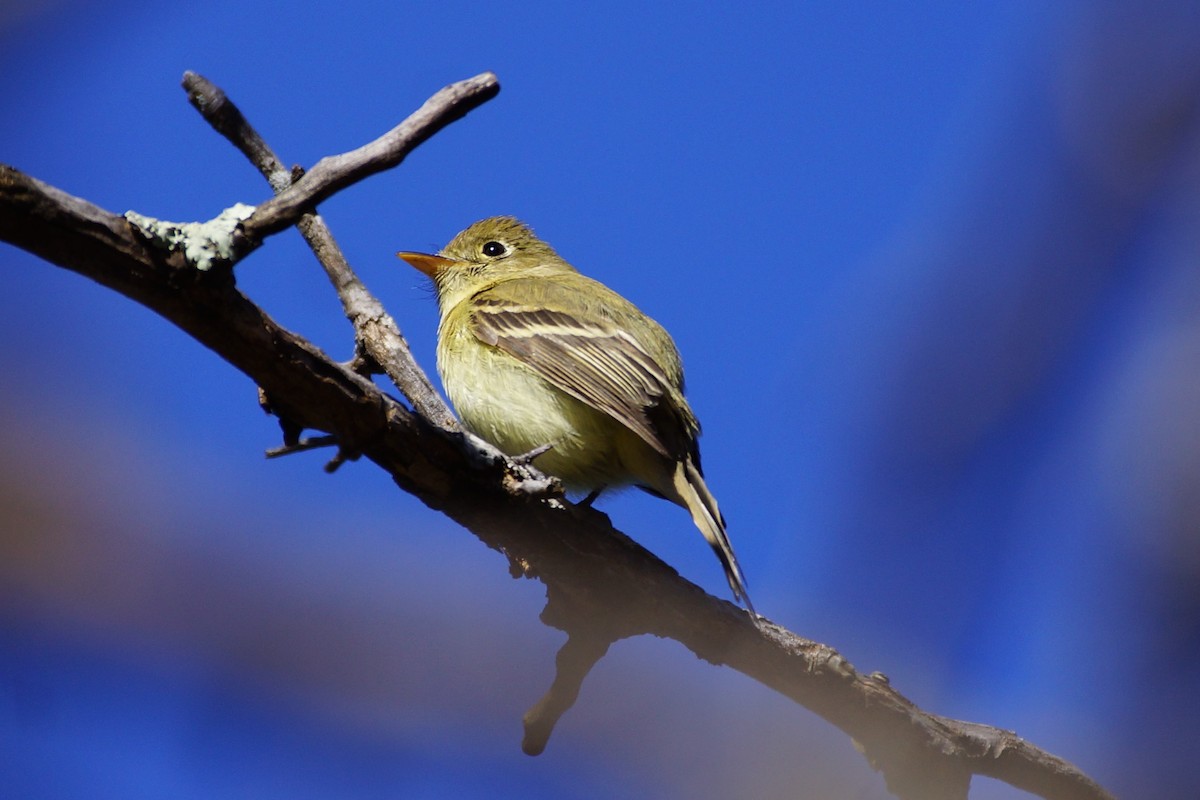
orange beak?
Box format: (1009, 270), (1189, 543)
(396, 251), (456, 278)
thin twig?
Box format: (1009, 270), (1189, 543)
(264, 435), (339, 458)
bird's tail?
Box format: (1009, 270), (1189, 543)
(672, 459), (754, 614)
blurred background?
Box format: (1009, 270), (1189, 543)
(2, 1), (1199, 797)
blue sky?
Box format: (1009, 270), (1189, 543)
(3, 1), (1200, 798)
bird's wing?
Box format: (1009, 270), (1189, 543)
(467, 278), (698, 461)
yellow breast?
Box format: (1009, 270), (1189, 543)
(436, 319), (650, 491)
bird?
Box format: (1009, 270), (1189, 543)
(398, 216), (752, 611)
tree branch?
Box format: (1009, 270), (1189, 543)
(0, 73), (1116, 800)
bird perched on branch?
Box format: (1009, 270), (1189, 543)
(398, 216), (752, 612)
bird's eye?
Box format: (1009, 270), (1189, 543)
(482, 241), (507, 257)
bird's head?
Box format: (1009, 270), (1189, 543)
(398, 216), (573, 312)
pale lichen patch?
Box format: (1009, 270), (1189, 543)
(124, 203), (256, 270)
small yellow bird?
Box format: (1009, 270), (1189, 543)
(399, 217), (752, 610)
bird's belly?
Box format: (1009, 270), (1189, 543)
(439, 342), (637, 491)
